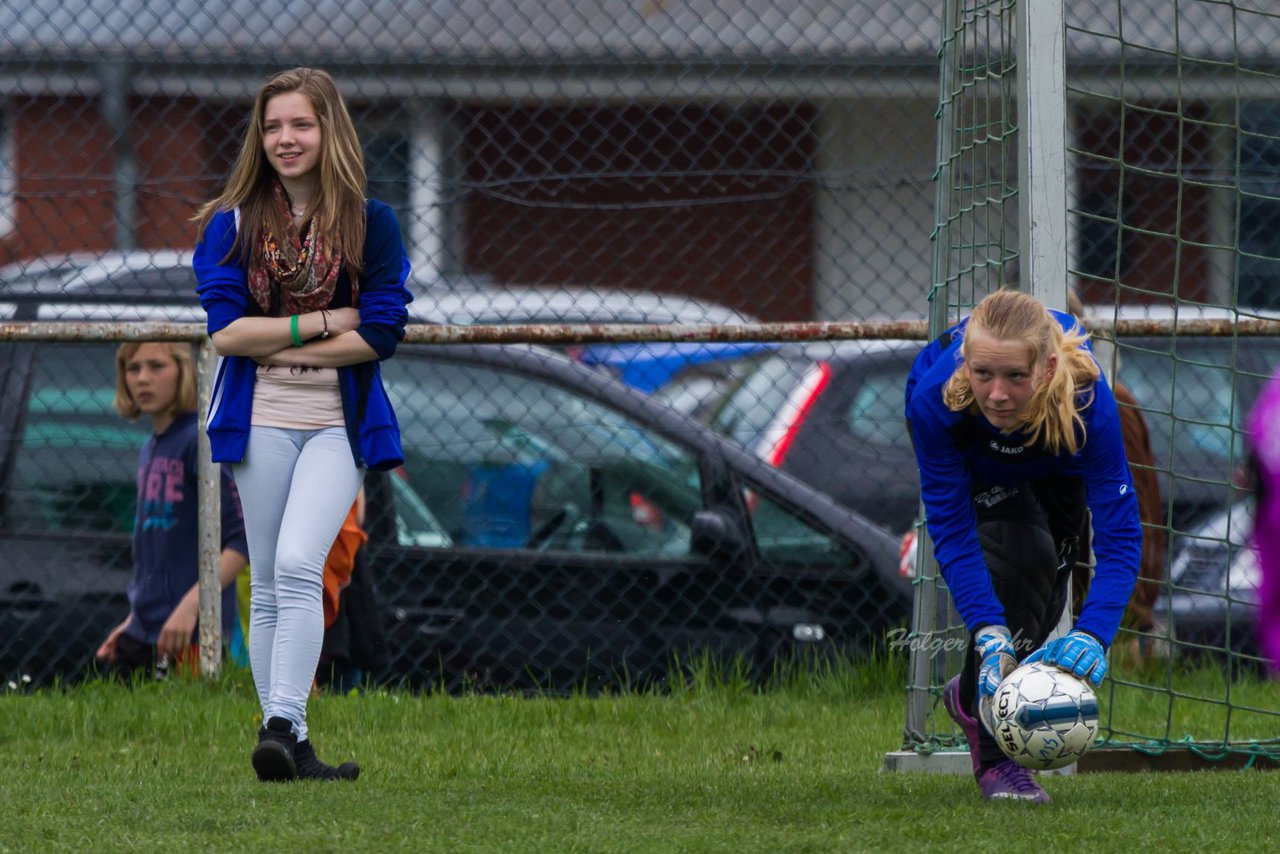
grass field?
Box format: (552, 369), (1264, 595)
(3, 658), (1278, 853)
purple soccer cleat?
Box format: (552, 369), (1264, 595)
(977, 760), (1052, 804)
(942, 675), (981, 777)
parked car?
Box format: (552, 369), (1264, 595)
(703, 339), (925, 535)
(576, 342), (777, 394)
(1152, 497), (1260, 662)
(0, 249), (755, 332)
(367, 343), (912, 690)
(575, 341), (780, 424)
(408, 282), (755, 327)
(1099, 307), (1280, 531)
(0, 251), (203, 321)
(0, 281), (910, 691)
(698, 307), (1280, 537)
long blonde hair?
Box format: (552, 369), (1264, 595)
(192, 67), (367, 283)
(942, 289), (1099, 455)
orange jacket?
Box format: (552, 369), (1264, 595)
(323, 501), (368, 629)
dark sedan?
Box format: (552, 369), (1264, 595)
(363, 343), (913, 691)
(1153, 499), (1262, 664)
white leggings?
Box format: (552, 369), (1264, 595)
(232, 426), (363, 741)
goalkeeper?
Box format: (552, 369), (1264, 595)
(904, 289), (1141, 803)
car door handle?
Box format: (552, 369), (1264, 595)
(391, 605), (464, 635)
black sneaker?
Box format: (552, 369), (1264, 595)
(252, 717), (298, 783)
(294, 739), (360, 781)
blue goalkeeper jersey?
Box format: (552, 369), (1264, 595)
(904, 310), (1141, 645)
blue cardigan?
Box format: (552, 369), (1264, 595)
(194, 199), (413, 471)
(904, 311), (1142, 646)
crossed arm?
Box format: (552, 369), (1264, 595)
(210, 307), (376, 367)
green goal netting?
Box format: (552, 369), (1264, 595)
(898, 0), (1280, 771)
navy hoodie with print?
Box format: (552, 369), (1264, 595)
(123, 412), (247, 644)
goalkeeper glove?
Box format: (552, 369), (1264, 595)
(1026, 630), (1108, 687)
(974, 625), (1017, 699)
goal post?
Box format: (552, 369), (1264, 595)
(887, 0), (1280, 773)
(890, 0), (1066, 774)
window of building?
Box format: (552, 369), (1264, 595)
(1073, 101), (1215, 303)
(364, 129), (411, 246)
(0, 102), (13, 236)
(1238, 102), (1280, 310)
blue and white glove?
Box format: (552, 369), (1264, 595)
(1025, 630), (1108, 687)
(975, 625), (1017, 699)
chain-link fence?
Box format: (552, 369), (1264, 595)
(1, 0), (948, 692)
(1, 1), (1278, 706)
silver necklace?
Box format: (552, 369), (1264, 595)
(291, 205), (306, 217)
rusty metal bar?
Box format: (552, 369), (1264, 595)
(3, 316), (1279, 345)
(0, 322), (208, 341)
(196, 338), (222, 680)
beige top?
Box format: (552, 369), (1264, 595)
(252, 364), (344, 429)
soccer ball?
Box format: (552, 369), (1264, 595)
(985, 661), (1099, 770)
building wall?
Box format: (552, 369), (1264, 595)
(7, 96), (116, 263)
(0, 90), (1225, 319)
(134, 98), (228, 250)
(813, 97), (938, 320)
(1, 95), (219, 265)
(1074, 102), (1215, 304)
(457, 103), (817, 321)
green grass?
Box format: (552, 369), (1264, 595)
(3, 659), (1279, 853)
(1102, 659), (1280, 748)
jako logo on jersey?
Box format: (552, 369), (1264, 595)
(988, 440), (1025, 455)
(1120, 484), (1129, 495)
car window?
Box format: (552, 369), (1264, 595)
(3, 343), (145, 535)
(387, 468), (453, 548)
(382, 357), (702, 557)
(847, 371), (913, 451)
(651, 351), (775, 421)
(748, 490), (854, 567)
(710, 356), (812, 453)
(651, 371), (723, 418)
(1116, 338), (1249, 471)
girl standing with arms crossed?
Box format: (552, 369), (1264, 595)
(905, 289), (1141, 803)
(193, 67), (411, 782)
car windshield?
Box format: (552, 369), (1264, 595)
(847, 370), (913, 451)
(379, 352), (858, 566)
(381, 355), (701, 552)
(709, 355), (814, 452)
(4, 344), (147, 535)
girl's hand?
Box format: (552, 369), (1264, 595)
(157, 600), (198, 661)
(96, 620), (129, 662)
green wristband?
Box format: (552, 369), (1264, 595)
(290, 314), (303, 348)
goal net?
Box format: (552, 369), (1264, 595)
(900, 0), (1280, 770)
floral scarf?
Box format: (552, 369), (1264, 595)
(247, 179), (345, 316)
